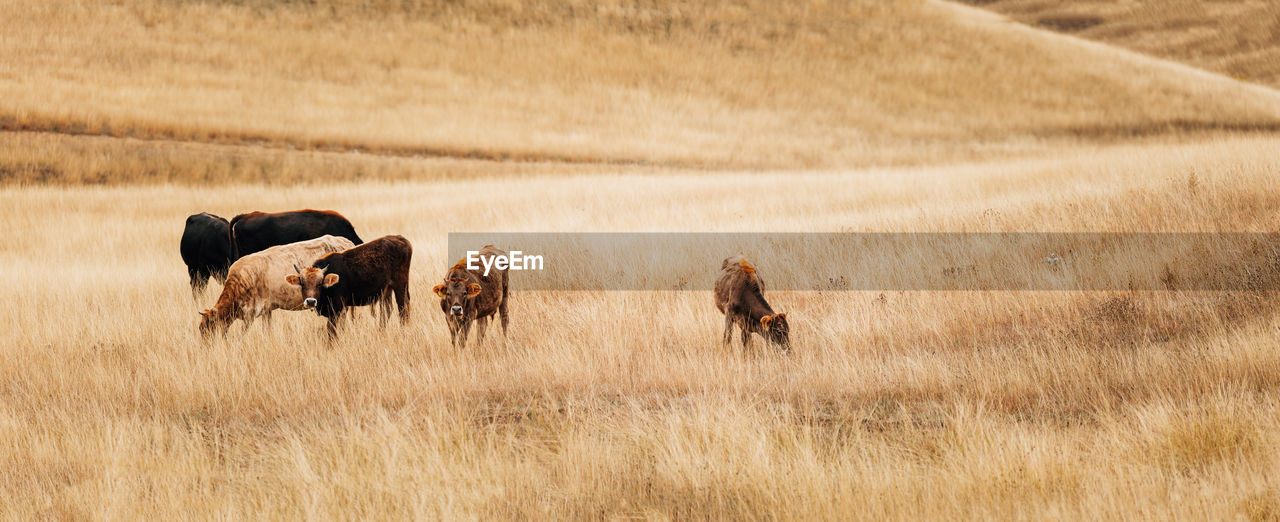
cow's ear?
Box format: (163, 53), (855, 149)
(775, 313), (786, 321)
(761, 315), (773, 329)
(323, 273), (340, 287)
(285, 275), (300, 286)
(199, 310), (209, 317)
(432, 284), (447, 298)
(466, 283), (482, 297)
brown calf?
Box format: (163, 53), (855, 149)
(433, 245), (510, 348)
(288, 235), (412, 340)
(714, 255), (790, 352)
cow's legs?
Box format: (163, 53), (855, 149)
(722, 314), (735, 346)
(475, 316), (488, 346)
(373, 289), (392, 328)
(740, 321), (751, 349)
(383, 291), (394, 326)
(394, 284), (410, 325)
(498, 296), (510, 339)
(189, 268), (207, 300)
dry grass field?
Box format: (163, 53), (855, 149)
(5, 0), (1280, 520)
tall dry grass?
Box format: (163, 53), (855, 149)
(4, 0), (1280, 169)
(4, 136), (1280, 518)
(7, 0), (1280, 518)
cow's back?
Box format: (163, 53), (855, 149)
(233, 235), (356, 310)
(715, 255), (759, 312)
(231, 210), (362, 259)
(332, 234), (410, 286)
(263, 235), (354, 268)
(312, 235), (410, 313)
(463, 245), (508, 316)
(478, 247), (508, 301)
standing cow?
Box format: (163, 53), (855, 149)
(180, 212), (233, 298)
(230, 209), (363, 260)
(714, 254), (790, 352)
(288, 235), (412, 340)
(432, 245), (510, 348)
(199, 235), (355, 338)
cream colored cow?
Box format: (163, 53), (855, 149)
(199, 235), (355, 337)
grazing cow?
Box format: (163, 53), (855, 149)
(714, 255), (790, 352)
(288, 235), (412, 340)
(432, 245), (510, 348)
(230, 209), (363, 260)
(199, 235), (355, 338)
(180, 212), (233, 297)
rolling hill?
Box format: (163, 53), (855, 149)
(965, 0), (1280, 89)
(2, 0), (1280, 176)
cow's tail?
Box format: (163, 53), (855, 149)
(502, 264), (510, 303)
(229, 222), (240, 260)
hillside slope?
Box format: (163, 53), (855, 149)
(3, 0), (1280, 171)
(963, 0), (1280, 89)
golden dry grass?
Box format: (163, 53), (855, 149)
(8, 0), (1280, 519)
(968, 0), (1280, 88)
(5, 136), (1280, 518)
(0, 130), (667, 185)
(4, 0), (1280, 171)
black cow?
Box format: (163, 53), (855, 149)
(287, 235), (412, 340)
(230, 209), (363, 260)
(180, 212), (233, 297)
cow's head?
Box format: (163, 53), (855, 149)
(287, 264), (338, 309)
(760, 313), (791, 352)
(198, 308), (230, 338)
(433, 276), (482, 318)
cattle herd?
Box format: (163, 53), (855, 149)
(182, 209), (791, 350)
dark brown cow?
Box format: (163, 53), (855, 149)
(287, 235), (412, 340)
(714, 254), (790, 352)
(432, 245), (510, 348)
